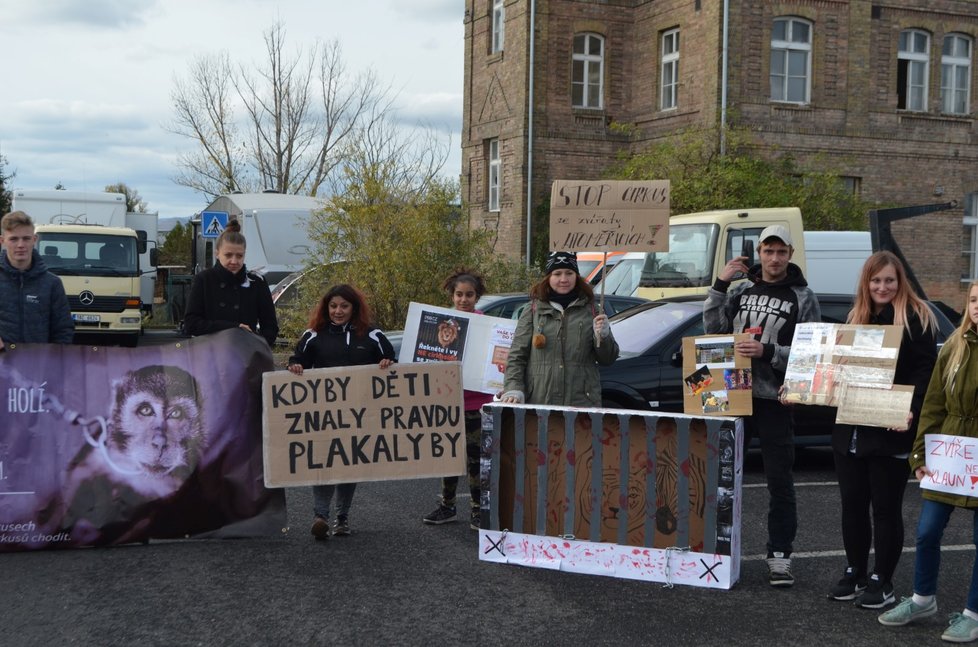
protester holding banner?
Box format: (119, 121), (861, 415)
(287, 284), (395, 539)
(879, 281), (978, 642)
(703, 225), (820, 587)
(183, 219), (279, 346)
(0, 211), (74, 349)
(423, 268), (493, 529)
(501, 251), (618, 407)
(828, 252), (937, 609)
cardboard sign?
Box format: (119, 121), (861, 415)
(262, 362), (465, 487)
(920, 434), (978, 497)
(682, 334), (753, 417)
(549, 179), (671, 252)
(835, 384), (914, 429)
(480, 404), (743, 589)
(399, 302), (516, 394)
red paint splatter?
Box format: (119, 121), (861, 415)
(564, 542), (571, 548)
(567, 449), (576, 466)
(680, 459), (690, 476)
(536, 449), (546, 466)
(632, 548), (641, 555)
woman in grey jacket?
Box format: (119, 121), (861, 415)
(501, 252), (619, 407)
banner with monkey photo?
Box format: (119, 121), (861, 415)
(0, 329), (285, 552)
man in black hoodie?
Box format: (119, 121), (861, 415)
(0, 211), (74, 349)
(704, 225), (820, 588)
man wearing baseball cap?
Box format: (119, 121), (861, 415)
(704, 223), (820, 587)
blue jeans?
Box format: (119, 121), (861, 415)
(313, 483), (357, 520)
(745, 397), (796, 555)
(913, 499), (978, 612)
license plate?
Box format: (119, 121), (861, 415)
(72, 314), (100, 323)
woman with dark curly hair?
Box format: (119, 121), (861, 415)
(287, 283), (395, 540)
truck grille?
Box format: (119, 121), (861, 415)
(68, 295), (132, 313)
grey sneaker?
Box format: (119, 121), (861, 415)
(333, 515), (351, 536)
(423, 504), (457, 525)
(943, 613), (978, 643)
(310, 516), (331, 540)
(878, 596), (937, 626)
(766, 552), (794, 587)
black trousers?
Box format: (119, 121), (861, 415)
(833, 447), (911, 583)
(744, 397), (797, 556)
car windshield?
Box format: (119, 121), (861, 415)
(638, 223), (718, 289)
(577, 259), (600, 278)
(601, 258), (644, 296)
(610, 302), (703, 358)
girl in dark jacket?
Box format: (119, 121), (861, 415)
(828, 251), (937, 608)
(183, 220), (279, 346)
(287, 284), (395, 539)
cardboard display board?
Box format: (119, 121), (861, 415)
(781, 322), (911, 428)
(549, 179), (671, 253)
(479, 404), (743, 590)
(399, 302), (517, 394)
(262, 362), (466, 487)
(682, 334), (752, 417)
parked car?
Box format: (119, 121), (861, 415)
(598, 294), (954, 447)
(475, 292), (649, 320)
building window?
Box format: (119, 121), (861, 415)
(770, 17), (812, 104)
(841, 176), (861, 195)
(898, 29), (930, 111)
(491, 0), (504, 53)
(660, 29), (680, 110)
(965, 193), (978, 281)
(572, 33), (604, 109)
(488, 139), (500, 212)
(942, 33), (971, 115)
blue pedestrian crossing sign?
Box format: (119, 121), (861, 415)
(202, 211), (229, 239)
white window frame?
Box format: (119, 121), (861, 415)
(488, 139), (500, 212)
(572, 33), (605, 109)
(770, 17), (812, 104)
(660, 29), (680, 110)
(898, 29), (931, 112)
(964, 193), (978, 281)
(941, 33), (971, 115)
(491, 0), (505, 53)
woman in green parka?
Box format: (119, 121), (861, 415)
(879, 281), (978, 642)
(501, 251), (619, 407)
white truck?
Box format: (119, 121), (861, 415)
(12, 190), (159, 312)
(192, 192), (322, 289)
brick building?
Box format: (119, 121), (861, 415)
(461, 0), (978, 306)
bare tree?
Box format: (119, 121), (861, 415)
(168, 22), (392, 200)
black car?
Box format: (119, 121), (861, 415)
(475, 292), (649, 320)
(598, 294), (955, 447)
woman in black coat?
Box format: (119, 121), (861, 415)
(827, 251), (937, 609)
(183, 220), (279, 346)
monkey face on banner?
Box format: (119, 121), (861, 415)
(0, 329), (285, 551)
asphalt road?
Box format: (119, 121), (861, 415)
(10, 329), (971, 646)
(2, 448), (977, 647)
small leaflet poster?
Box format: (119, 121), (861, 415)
(413, 310), (470, 363)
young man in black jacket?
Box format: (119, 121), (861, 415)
(703, 225), (821, 587)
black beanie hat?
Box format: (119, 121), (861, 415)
(544, 251), (579, 275)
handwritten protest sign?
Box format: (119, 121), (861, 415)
(399, 302), (516, 394)
(549, 179), (670, 252)
(920, 434), (978, 497)
(262, 362), (465, 487)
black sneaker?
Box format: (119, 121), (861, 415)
(828, 567), (867, 601)
(310, 516), (331, 540)
(766, 552), (794, 587)
(422, 504), (457, 525)
(857, 574), (895, 609)
(470, 509), (481, 530)
(333, 516), (351, 536)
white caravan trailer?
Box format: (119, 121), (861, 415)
(194, 192), (322, 289)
